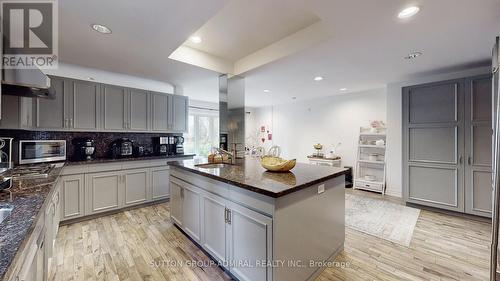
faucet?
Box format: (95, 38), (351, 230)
(215, 143), (238, 164)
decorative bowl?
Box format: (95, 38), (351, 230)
(313, 143), (323, 150)
(260, 156), (296, 172)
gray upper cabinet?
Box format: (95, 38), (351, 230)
(102, 84), (127, 131)
(151, 92), (170, 131)
(36, 77), (65, 129)
(404, 74), (493, 217)
(68, 79), (100, 130)
(128, 89), (149, 131)
(170, 95), (188, 132)
(0, 95), (21, 129)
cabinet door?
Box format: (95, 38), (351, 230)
(0, 95), (20, 128)
(102, 85), (127, 131)
(86, 171), (122, 214)
(129, 89), (149, 131)
(228, 202), (273, 281)
(70, 79), (100, 130)
(17, 244), (38, 281)
(170, 95), (188, 132)
(123, 169), (149, 206)
(201, 193), (227, 264)
(403, 80), (466, 212)
(182, 184), (201, 242)
(61, 174), (85, 221)
(465, 76), (493, 217)
(151, 166), (170, 200)
(170, 180), (183, 226)
(36, 77), (65, 129)
(151, 92), (169, 131)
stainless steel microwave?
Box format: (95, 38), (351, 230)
(19, 140), (66, 164)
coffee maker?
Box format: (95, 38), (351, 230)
(153, 136), (176, 155)
(175, 136), (184, 155)
(109, 138), (133, 158)
(72, 138), (95, 160)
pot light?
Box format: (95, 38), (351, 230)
(339, 88), (347, 91)
(87, 77), (95, 81)
(91, 24), (112, 34)
(263, 89), (270, 93)
(404, 51), (423, 60)
(190, 36), (202, 44)
(292, 97), (297, 100)
(398, 6), (420, 19)
(313, 76), (323, 81)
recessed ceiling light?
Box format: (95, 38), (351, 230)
(313, 76), (323, 81)
(91, 24), (112, 34)
(190, 36), (202, 44)
(339, 88), (347, 91)
(87, 77), (95, 81)
(263, 89), (270, 93)
(292, 97), (297, 100)
(398, 6), (420, 19)
(404, 51), (423, 60)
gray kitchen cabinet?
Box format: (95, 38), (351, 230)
(227, 201), (273, 281)
(102, 84), (127, 131)
(465, 75), (493, 217)
(85, 171), (122, 214)
(0, 95), (21, 129)
(403, 75), (493, 217)
(151, 92), (170, 131)
(201, 192), (228, 264)
(128, 89), (150, 131)
(61, 174), (85, 221)
(170, 95), (188, 132)
(151, 166), (170, 200)
(67, 79), (100, 130)
(123, 168), (149, 206)
(36, 77), (65, 129)
(170, 180), (183, 226)
(182, 183), (201, 242)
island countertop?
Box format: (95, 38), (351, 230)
(168, 158), (348, 198)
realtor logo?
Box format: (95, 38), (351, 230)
(1, 0), (58, 69)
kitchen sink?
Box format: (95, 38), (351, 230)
(195, 163), (233, 169)
(0, 206), (13, 224)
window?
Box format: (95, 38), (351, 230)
(184, 111), (219, 157)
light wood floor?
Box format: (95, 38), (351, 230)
(49, 191), (492, 281)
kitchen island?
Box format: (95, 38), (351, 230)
(168, 158), (347, 281)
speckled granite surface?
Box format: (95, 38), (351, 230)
(65, 154), (195, 166)
(169, 158), (347, 198)
(0, 165), (64, 280)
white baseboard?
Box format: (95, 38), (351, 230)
(385, 188), (402, 198)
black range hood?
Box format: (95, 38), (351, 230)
(1, 67), (54, 99)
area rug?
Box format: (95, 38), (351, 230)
(345, 193), (421, 247)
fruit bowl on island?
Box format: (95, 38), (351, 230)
(260, 156), (296, 172)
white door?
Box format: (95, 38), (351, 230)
(228, 202), (273, 281)
(151, 166), (170, 200)
(170, 180), (183, 226)
(123, 169), (149, 206)
(182, 184), (201, 242)
(201, 193), (227, 264)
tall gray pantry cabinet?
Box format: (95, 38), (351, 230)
(403, 74), (492, 217)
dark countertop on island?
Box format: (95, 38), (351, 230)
(65, 154), (195, 166)
(0, 165), (64, 281)
(168, 158), (348, 198)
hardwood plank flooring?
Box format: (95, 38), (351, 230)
(50, 191), (492, 281)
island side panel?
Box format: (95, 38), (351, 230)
(273, 175), (345, 281)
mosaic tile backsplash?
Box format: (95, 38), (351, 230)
(0, 129), (182, 163)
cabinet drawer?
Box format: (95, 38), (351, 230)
(355, 180), (383, 191)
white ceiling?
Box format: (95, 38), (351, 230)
(183, 0), (319, 61)
(244, 0), (500, 106)
(57, 0), (500, 106)
(58, 0), (225, 96)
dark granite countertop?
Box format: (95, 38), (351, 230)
(168, 158), (347, 198)
(0, 165), (64, 280)
(66, 154), (195, 166)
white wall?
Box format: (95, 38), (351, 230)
(43, 62), (175, 93)
(247, 88), (386, 174)
(385, 66), (491, 197)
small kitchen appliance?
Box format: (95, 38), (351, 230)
(19, 140), (66, 164)
(175, 136), (184, 155)
(153, 137), (169, 155)
(72, 137), (95, 160)
(109, 138), (133, 158)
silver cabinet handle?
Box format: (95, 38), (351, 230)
(70, 118), (73, 128)
(468, 156), (472, 165)
(227, 209), (231, 225)
(459, 155), (463, 164)
(224, 208), (228, 223)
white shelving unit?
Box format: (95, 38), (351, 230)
(354, 127), (387, 194)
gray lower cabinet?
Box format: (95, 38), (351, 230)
(403, 75), (492, 217)
(181, 184), (201, 242)
(124, 168), (149, 206)
(151, 166), (170, 200)
(102, 84), (127, 131)
(61, 174), (85, 221)
(201, 193), (228, 264)
(85, 171), (122, 214)
(170, 180), (183, 226)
